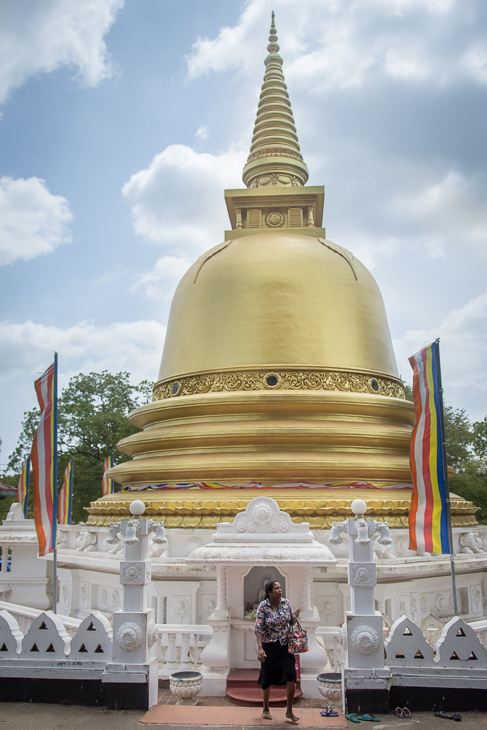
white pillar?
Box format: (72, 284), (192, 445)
(166, 633), (177, 671)
(0, 545), (8, 572)
(180, 633), (191, 668)
(301, 567), (312, 613)
(215, 565), (228, 617)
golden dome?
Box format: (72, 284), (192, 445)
(158, 232), (399, 381)
(109, 229), (414, 489)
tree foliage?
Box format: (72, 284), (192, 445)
(7, 371), (152, 523)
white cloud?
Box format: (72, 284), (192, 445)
(195, 125), (208, 141)
(389, 169), (487, 260)
(132, 256), (193, 302)
(0, 0), (124, 105)
(0, 317), (166, 462)
(0, 318), (165, 389)
(0, 176), (73, 265)
(393, 291), (487, 420)
(132, 255), (192, 302)
(186, 0), (486, 92)
(461, 46), (487, 85)
(122, 144), (245, 256)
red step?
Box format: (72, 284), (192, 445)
(226, 669), (302, 707)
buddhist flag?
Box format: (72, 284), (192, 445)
(58, 459), (74, 525)
(408, 341), (450, 554)
(31, 357), (58, 556)
(17, 456), (31, 518)
(102, 454), (114, 496)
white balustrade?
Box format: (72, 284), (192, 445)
(156, 623), (212, 673)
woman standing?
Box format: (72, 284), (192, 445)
(255, 580), (300, 723)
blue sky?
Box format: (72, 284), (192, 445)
(1, 0), (486, 467)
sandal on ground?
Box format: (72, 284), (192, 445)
(262, 709), (272, 720)
(394, 708), (404, 717)
(345, 714), (361, 723)
(402, 708), (412, 718)
(358, 715), (380, 722)
(435, 712), (462, 721)
(321, 708), (339, 717)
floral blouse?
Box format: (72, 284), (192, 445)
(255, 598), (293, 645)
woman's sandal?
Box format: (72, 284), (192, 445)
(345, 714), (361, 723)
(262, 709), (272, 720)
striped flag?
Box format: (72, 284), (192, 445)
(102, 454), (115, 496)
(17, 456), (31, 518)
(58, 459), (74, 525)
(31, 357), (58, 556)
(409, 341), (450, 554)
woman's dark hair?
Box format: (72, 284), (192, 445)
(265, 580), (278, 598)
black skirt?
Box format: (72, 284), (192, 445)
(258, 640), (296, 690)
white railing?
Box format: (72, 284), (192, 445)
(156, 623), (212, 673)
(316, 626), (342, 671)
(0, 600), (81, 637)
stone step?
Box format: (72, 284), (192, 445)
(226, 669), (302, 707)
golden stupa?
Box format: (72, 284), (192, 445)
(86, 14), (476, 530)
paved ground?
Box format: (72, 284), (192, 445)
(0, 703), (486, 729)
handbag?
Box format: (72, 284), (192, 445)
(288, 619), (309, 654)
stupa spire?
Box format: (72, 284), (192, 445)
(242, 11), (309, 188)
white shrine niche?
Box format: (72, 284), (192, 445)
(186, 495), (336, 698)
(243, 566), (286, 615)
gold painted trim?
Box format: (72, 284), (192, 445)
(153, 368), (406, 401)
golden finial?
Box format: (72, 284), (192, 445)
(242, 11), (308, 188)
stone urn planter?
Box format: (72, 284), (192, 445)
(169, 670), (203, 706)
(316, 672), (342, 707)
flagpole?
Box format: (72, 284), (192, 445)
(435, 338), (458, 616)
(52, 352), (59, 614)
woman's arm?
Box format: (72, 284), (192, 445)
(256, 632), (266, 662)
(255, 604), (267, 661)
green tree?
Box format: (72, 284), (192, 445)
(443, 405), (473, 472)
(472, 417), (487, 468)
(7, 371), (152, 523)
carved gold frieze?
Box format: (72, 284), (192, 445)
(247, 147), (304, 164)
(152, 368), (406, 401)
(250, 173), (301, 188)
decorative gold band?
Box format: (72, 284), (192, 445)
(153, 368), (405, 401)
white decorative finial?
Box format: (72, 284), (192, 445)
(351, 498), (367, 517)
(129, 499), (146, 517)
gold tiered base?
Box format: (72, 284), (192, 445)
(109, 388), (416, 487)
(85, 487), (478, 529)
